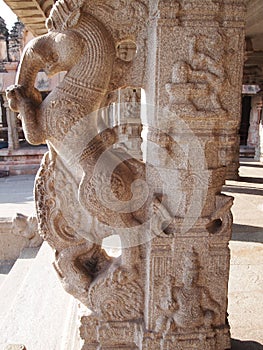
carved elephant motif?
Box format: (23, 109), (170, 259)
(5, 0), (153, 318)
(6, 0), (115, 147)
(6, 0), (166, 240)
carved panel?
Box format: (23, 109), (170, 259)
(80, 316), (143, 349)
(165, 30), (242, 119)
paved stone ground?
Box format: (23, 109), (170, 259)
(223, 159), (263, 348)
(0, 159), (262, 349)
(0, 175), (35, 218)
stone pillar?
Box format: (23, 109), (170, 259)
(247, 95), (261, 148)
(5, 1), (247, 350)
(140, 1), (246, 348)
(3, 95), (19, 150)
(224, 132), (240, 180)
(254, 97), (263, 162)
(79, 1), (247, 348)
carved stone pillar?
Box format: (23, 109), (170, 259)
(3, 95), (19, 151)
(247, 95), (261, 148)
(5, 1), (247, 349)
(140, 1), (246, 348)
(254, 97), (263, 162)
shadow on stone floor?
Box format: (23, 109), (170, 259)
(223, 185), (263, 196)
(232, 224), (263, 243)
(231, 339), (263, 349)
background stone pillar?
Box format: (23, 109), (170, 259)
(247, 95), (261, 148)
(3, 95), (19, 150)
(254, 97), (263, 161)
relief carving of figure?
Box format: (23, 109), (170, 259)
(166, 33), (230, 117)
(155, 249), (220, 335)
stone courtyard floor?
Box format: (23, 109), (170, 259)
(223, 159), (263, 349)
(0, 159), (262, 349)
(0, 174), (36, 218)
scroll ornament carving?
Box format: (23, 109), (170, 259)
(88, 268), (144, 321)
(35, 148), (144, 311)
(34, 151), (89, 250)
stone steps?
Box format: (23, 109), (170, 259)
(239, 146), (255, 158)
(0, 147), (46, 175)
(0, 242), (81, 350)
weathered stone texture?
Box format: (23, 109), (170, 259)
(5, 1), (247, 349)
(0, 214), (42, 261)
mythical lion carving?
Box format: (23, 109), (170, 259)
(5, 0), (162, 318)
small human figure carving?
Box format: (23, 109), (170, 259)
(155, 249), (220, 334)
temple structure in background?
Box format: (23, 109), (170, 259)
(240, 1), (263, 165)
(0, 18), (24, 154)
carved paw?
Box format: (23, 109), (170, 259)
(5, 85), (26, 112)
(6, 85), (42, 113)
